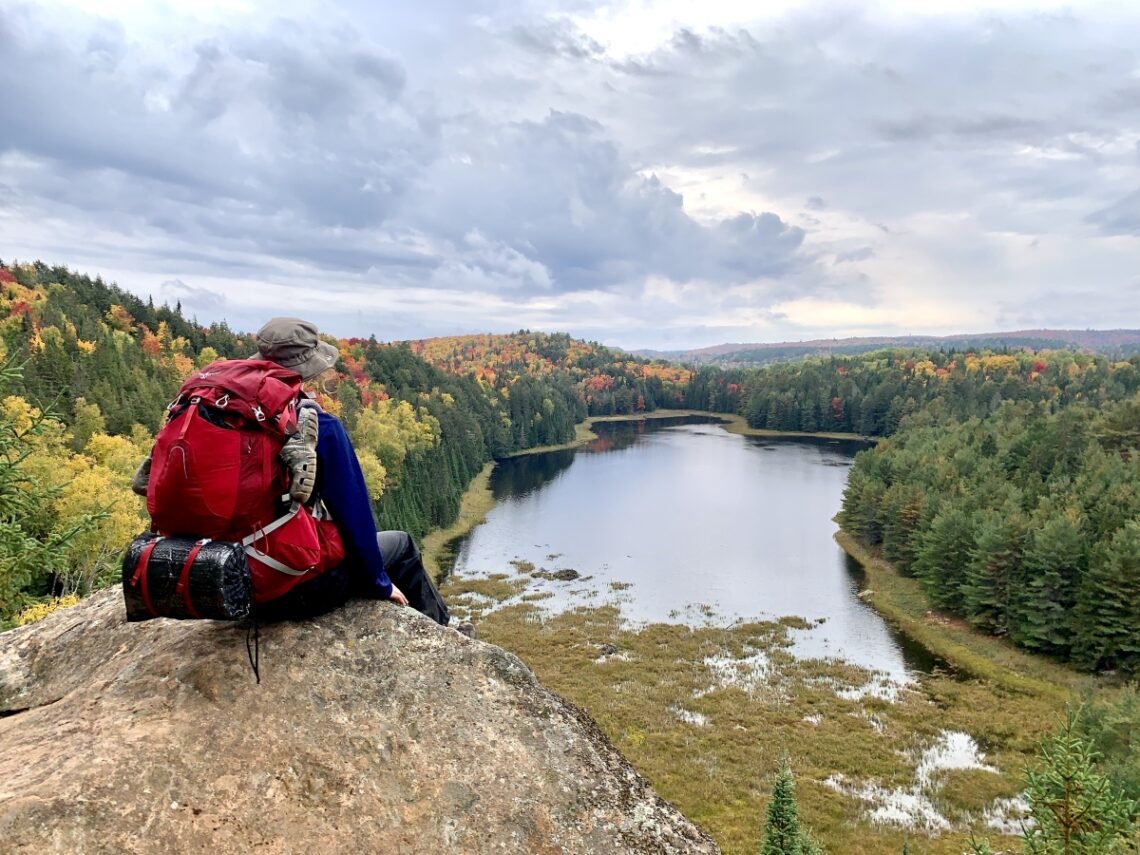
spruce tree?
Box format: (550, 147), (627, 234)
(969, 711), (1139, 854)
(1071, 521), (1140, 675)
(761, 758), (822, 854)
(1011, 510), (1086, 657)
(1021, 711), (1138, 854)
(761, 759), (802, 855)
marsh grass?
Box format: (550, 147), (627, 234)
(421, 462), (496, 577)
(835, 532), (1097, 701)
(442, 566), (1068, 855)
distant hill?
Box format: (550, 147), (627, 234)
(640, 330), (1140, 367)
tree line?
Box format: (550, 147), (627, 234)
(0, 261), (655, 620)
(839, 397), (1140, 673)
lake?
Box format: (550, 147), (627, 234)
(447, 416), (935, 680)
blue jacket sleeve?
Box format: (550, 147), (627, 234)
(314, 411), (392, 598)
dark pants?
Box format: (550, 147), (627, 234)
(376, 530), (449, 625)
(255, 531), (449, 626)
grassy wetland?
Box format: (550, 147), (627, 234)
(433, 416), (1106, 854)
(441, 567), (1072, 854)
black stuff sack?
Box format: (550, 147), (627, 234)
(122, 532), (252, 622)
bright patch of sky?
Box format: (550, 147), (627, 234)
(2, 0), (1138, 349)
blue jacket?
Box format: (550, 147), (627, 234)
(314, 410), (392, 598)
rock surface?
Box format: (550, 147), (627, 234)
(0, 590), (719, 854)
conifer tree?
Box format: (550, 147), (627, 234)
(761, 759), (803, 855)
(970, 711), (1139, 855)
(961, 504), (1024, 635)
(913, 504), (974, 612)
(761, 759), (823, 855)
(1011, 510), (1086, 657)
(1071, 521), (1140, 675)
(1020, 712), (1138, 854)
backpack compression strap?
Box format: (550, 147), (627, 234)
(241, 504), (310, 576)
(174, 538), (211, 618)
(128, 537), (162, 617)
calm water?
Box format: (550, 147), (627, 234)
(449, 417), (936, 679)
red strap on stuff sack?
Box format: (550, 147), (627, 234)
(174, 538), (210, 619)
(130, 538), (162, 618)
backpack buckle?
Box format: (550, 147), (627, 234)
(217, 394), (230, 409)
(252, 405), (266, 422)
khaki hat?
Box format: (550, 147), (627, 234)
(255, 317), (339, 380)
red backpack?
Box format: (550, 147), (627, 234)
(147, 359), (343, 604)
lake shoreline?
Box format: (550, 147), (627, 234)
(434, 421), (1085, 853)
(421, 462), (496, 579)
(834, 530), (1095, 700)
(501, 409), (874, 460)
(428, 414), (1091, 704)
(424, 412), (872, 584)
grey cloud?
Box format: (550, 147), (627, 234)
(511, 20), (604, 59)
(997, 288), (1140, 330)
(409, 110), (809, 291)
(0, 5), (815, 305)
(160, 279), (226, 314)
(503, 6), (1140, 236)
(872, 113), (1050, 142)
(1, 5), (435, 247)
(4, 1), (1139, 346)
(1088, 190), (1140, 235)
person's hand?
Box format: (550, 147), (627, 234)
(388, 584), (409, 606)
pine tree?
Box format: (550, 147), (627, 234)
(1021, 711), (1138, 854)
(1011, 509), (1086, 657)
(961, 505), (1024, 635)
(1071, 521), (1140, 675)
(913, 504), (974, 612)
(761, 759), (823, 854)
(882, 483), (926, 573)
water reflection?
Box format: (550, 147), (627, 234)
(453, 418), (933, 678)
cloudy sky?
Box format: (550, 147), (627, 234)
(2, 0), (1138, 349)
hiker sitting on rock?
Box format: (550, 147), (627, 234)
(251, 317), (450, 625)
(134, 317), (449, 626)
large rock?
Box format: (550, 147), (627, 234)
(0, 590), (718, 854)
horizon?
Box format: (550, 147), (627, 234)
(4, 256), (1140, 355)
(2, 0), (1139, 350)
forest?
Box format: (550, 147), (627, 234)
(706, 343), (1140, 673)
(0, 261), (688, 623)
(2, 259), (1138, 682)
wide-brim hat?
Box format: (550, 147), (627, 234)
(255, 317), (339, 381)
